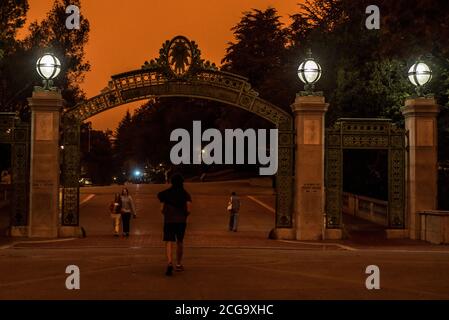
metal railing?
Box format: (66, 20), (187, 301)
(342, 192), (388, 226)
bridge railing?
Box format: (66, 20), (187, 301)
(342, 192), (388, 226)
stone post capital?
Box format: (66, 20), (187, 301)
(291, 95), (329, 114)
(27, 90), (64, 112)
(402, 97), (440, 118)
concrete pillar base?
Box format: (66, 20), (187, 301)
(296, 230), (322, 241)
(324, 229), (342, 240)
(58, 226), (83, 238)
(8, 226), (29, 237)
(386, 229), (409, 239)
(28, 228), (58, 238)
(269, 228), (296, 240)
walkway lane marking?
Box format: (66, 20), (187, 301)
(0, 238), (76, 250)
(247, 195), (358, 252)
(279, 240), (358, 252)
(80, 194), (95, 206)
(247, 195), (275, 213)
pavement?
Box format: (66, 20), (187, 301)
(0, 180), (449, 300)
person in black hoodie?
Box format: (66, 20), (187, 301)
(157, 174), (192, 276)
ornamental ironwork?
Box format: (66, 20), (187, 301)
(325, 118), (406, 229)
(62, 36), (295, 229)
(0, 112), (30, 227)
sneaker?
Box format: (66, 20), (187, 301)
(175, 264), (184, 272)
(165, 264), (173, 276)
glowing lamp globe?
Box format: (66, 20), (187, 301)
(297, 49), (322, 93)
(408, 61), (432, 96)
(408, 62), (432, 86)
(36, 53), (61, 89)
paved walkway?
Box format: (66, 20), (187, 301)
(0, 181), (448, 299)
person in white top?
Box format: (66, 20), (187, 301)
(120, 188), (136, 237)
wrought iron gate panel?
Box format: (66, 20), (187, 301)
(61, 116), (81, 226)
(325, 118), (406, 229)
(276, 126), (294, 228)
(0, 113), (30, 226)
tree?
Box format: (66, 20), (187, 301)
(81, 130), (114, 185)
(114, 110), (134, 177)
(24, 0), (90, 107)
(0, 0), (90, 113)
(222, 8), (291, 110)
(0, 0), (28, 55)
(0, 0), (29, 111)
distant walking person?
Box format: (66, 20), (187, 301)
(227, 192), (241, 232)
(109, 193), (122, 237)
(158, 174), (192, 276)
(120, 188), (136, 237)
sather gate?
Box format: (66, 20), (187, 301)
(60, 36), (295, 231)
(17, 35), (441, 241)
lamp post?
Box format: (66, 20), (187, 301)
(36, 53), (61, 90)
(402, 57), (439, 240)
(407, 59), (432, 97)
(288, 49), (332, 241)
(297, 49), (322, 95)
(27, 53), (65, 238)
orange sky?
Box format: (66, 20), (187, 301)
(24, 0), (303, 131)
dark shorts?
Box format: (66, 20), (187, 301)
(163, 223), (187, 242)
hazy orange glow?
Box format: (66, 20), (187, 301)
(23, 0), (303, 131)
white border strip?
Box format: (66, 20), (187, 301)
(247, 195), (275, 213)
(80, 194), (95, 206)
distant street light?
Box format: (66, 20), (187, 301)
(408, 60), (432, 96)
(297, 49), (322, 94)
(36, 53), (61, 90)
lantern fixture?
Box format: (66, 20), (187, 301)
(297, 49), (322, 94)
(36, 53), (61, 90)
(408, 60), (432, 97)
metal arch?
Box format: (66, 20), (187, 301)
(64, 69), (292, 129)
(325, 118), (406, 229)
(61, 36), (295, 229)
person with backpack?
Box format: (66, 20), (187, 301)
(157, 174), (192, 276)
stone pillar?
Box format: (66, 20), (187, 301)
(28, 90), (63, 238)
(291, 95), (329, 240)
(402, 98), (440, 239)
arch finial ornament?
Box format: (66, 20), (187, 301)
(142, 35), (218, 80)
(168, 36), (193, 77)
